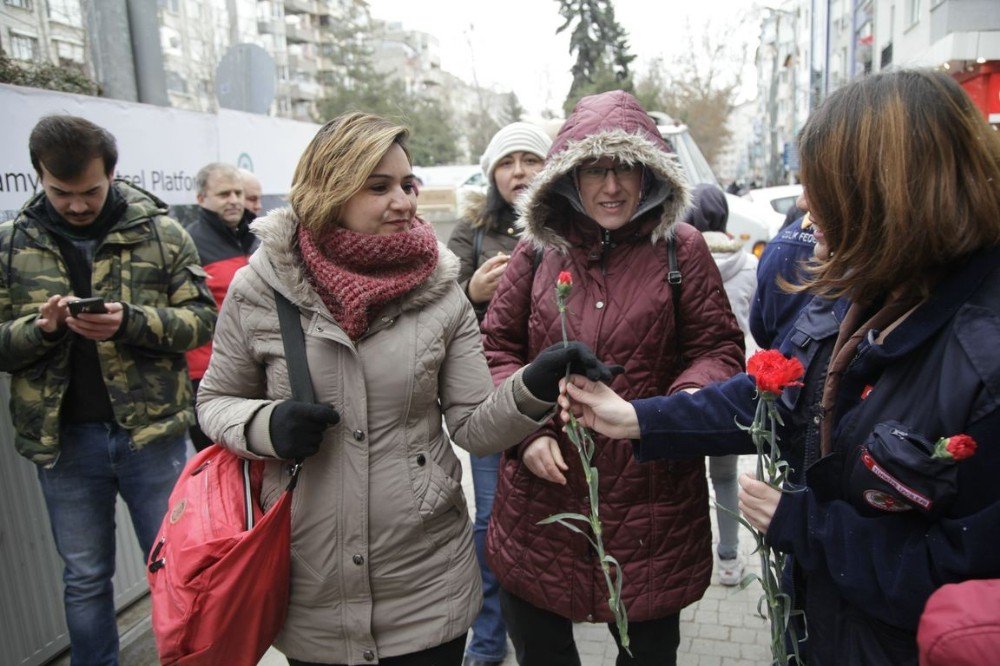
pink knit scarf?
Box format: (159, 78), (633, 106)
(297, 219), (439, 340)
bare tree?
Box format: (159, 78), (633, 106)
(635, 15), (752, 169)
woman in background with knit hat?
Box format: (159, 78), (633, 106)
(197, 112), (617, 666)
(446, 121), (552, 666)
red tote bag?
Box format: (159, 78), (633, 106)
(147, 289), (310, 665)
(147, 445), (294, 665)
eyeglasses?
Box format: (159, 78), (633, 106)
(577, 163), (640, 183)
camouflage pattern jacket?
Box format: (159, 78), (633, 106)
(0, 181), (217, 465)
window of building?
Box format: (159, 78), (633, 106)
(9, 33), (38, 61)
(54, 39), (84, 63)
(4, 0), (32, 10)
(906, 0), (921, 27)
(158, 0), (180, 13)
(166, 70), (187, 94)
(160, 26), (182, 54)
(48, 0), (82, 26)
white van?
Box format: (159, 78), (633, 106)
(650, 112), (771, 257)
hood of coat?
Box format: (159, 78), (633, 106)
(249, 207), (459, 316)
(517, 90), (690, 251)
(460, 189), (517, 233)
(702, 230), (748, 282)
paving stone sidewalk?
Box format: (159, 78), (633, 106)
(259, 452), (772, 666)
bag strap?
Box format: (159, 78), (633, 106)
(273, 288), (314, 491)
(664, 235), (685, 364)
(472, 226), (485, 273)
(275, 289), (316, 404)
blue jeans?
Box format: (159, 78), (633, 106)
(467, 452), (507, 662)
(37, 423), (186, 666)
(708, 454), (740, 560)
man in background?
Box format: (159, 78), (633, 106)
(240, 168), (263, 218)
(185, 163), (259, 449)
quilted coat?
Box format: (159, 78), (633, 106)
(482, 90), (745, 622)
(196, 210), (553, 664)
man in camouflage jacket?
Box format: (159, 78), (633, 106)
(0, 115), (216, 664)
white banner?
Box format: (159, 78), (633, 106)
(0, 83), (319, 219)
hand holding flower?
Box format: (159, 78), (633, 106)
(737, 473), (781, 533)
(558, 375), (640, 440)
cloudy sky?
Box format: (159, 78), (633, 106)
(366, 0), (764, 117)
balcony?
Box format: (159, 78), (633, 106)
(283, 0), (315, 15)
(288, 80), (322, 101)
(317, 55), (339, 71)
(257, 19), (280, 35)
(288, 54), (318, 74)
(285, 23), (317, 44)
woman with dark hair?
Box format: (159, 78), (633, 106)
(196, 112), (614, 665)
(447, 121), (552, 666)
(481, 91), (745, 665)
(559, 69), (1000, 664)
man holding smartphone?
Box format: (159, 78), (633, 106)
(0, 115), (217, 665)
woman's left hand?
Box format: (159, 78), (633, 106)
(738, 473), (781, 533)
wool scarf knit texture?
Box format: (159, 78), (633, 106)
(297, 219), (438, 340)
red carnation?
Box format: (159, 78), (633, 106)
(933, 434), (977, 461)
(747, 349), (805, 396)
(556, 271), (573, 300)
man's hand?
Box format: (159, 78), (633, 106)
(65, 300), (125, 341)
(522, 436), (568, 484)
(467, 253), (509, 304)
(558, 375), (641, 440)
(738, 473), (781, 533)
(36, 294), (69, 334)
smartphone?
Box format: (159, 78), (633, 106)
(68, 297), (108, 316)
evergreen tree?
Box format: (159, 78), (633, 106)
(555, 0), (636, 115)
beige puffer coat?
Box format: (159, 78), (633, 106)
(197, 209), (552, 664)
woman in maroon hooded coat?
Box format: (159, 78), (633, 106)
(481, 90), (745, 665)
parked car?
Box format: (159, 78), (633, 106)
(412, 164), (486, 223)
(743, 184), (804, 237)
(649, 112), (772, 257)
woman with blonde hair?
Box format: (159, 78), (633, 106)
(560, 69), (1000, 664)
(196, 112), (616, 665)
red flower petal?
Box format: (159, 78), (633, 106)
(557, 271), (573, 287)
(747, 350), (805, 396)
(945, 434), (977, 461)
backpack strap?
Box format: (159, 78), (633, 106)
(665, 235), (684, 361)
(273, 289), (315, 490)
(472, 226), (485, 273)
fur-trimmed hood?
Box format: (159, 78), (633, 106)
(517, 90), (691, 251)
(249, 207), (459, 316)
(459, 190), (490, 230)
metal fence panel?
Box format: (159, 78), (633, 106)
(0, 376), (149, 666)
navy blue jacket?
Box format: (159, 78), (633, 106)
(631, 246), (1000, 665)
(750, 218), (817, 349)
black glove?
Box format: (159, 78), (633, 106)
(522, 341), (625, 402)
(269, 400), (341, 460)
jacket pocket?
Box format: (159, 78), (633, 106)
(412, 451), (466, 547)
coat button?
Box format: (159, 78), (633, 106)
(353, 430), (365, 441)
(586, 613), (595, 622)
(595, 301), (605, 309)
(416, 454), (426, 466)
(353, 554), (364, 565)
(363, 650), (375, 661)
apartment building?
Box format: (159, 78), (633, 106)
(1, 0), (90, 74)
